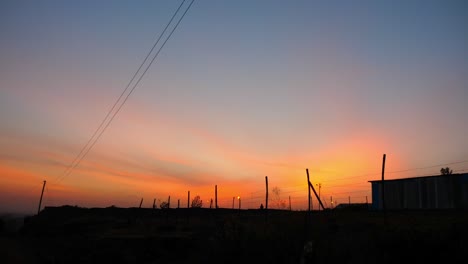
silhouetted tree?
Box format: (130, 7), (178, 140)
(440, 167), (453, 175)
(272, 187), (287, 209)
(191, 195), (203, 208)
(160, 201), (169, 209)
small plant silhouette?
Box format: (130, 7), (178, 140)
(160, 201), (169, 209)
(191, 195), (203, 208)
(272, 187), (287, 209)
(440, 167), (453, 175)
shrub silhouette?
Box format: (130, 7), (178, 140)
(272, 187), (287, 209)
(440, 167), (453, 175)
(191, 195), (203, 208)
(160, 201), (169, 209)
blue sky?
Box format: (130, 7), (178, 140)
(1, 0), (467, 213)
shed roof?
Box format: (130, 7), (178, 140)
(368, 173), (468, 183)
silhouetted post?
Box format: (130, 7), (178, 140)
(139, 198), (143, 208)
(215, 185), (218, 209)
(37, 180), (46, 215)
(306, 169), (311, 213)
(232, 197), (235, 209)
(153, 198), (156, 209)
(316, 183), (321, 211)
(289, 196), (291, 211)
(305, 169), (311, 240)
(264, 176), (269, 223)
(168, 196), (171, 208)
(210, 199), (213, 209)
(309, 181), (325, 210)
(265, 176), (269, 210)
(381, 154), (386, 212)
(187, 191), (190, 208)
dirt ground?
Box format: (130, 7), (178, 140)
(1, 207), (467, 264)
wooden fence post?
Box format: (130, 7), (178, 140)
(215, 185), (218, 209)
(265, 176), (269, 210)
(37, 180), (46, 214)
(306, 169), (311, 213)
(382, 154), (387, 224)
(188, 191), (190, 208)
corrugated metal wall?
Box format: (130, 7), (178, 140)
(371, 174), (468, 210)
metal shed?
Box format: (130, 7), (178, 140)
(369, 173), (468, 210)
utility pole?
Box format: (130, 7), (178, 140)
(305, 169), (311, 240)
(153, 198), (156, 209)
(178, 199), (180, 209)
(306, 169), (311, 212)
(168, 196), (171, 208)
(265, 176), (269, 222)
(265, 176), (269, 210)
(37, 180), (46, 215)
(139, 198), (143, 208)
(382, 154), (387, 225)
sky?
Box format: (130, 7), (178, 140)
(1, 0), (467, 214)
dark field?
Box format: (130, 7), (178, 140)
(1, 206), (467, 264)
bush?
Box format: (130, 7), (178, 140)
(191, 196), (203, 208)
(160, 201), (169, 209)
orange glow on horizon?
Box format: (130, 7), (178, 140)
(0, 111), (413, 213)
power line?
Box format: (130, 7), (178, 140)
(386, 160), (468, 174)
(322, 182), (369, 189)
(320, 159), (468, 183)
(58, 0), (188, 181)
(55, 0), (195, 184)
(221, 161), (468, 201)
(321, 173), (380, 183)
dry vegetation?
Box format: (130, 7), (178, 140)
(1, 206), (467, 264)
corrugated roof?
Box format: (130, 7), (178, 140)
(368, 173), (468, 183)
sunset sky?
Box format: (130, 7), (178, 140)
(1, 0), (467, 214)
